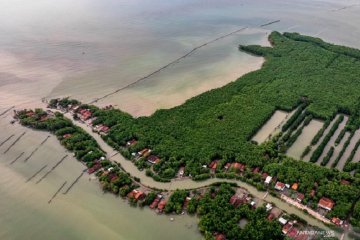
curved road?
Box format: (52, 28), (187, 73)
(65, 112), (337, 235)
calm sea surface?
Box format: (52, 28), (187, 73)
(0, 0), (360, 239)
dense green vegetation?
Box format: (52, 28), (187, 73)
(321, 146), (334, 166)
(197, 184), (283, 240)
(332, 131), (354, 168)
(16, 109), (105, 165)
(47, 32), (360, 226)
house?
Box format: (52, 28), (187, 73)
(147, 155), (160, 164)
(87, 162), (102, 174)
(99, 125), (110, 134)
(278, 217), (288, 225)
(231, 162), (245, 172)
(183, 197), (191, 209)
(275, 181), (285, 191)
(229, 194), (247, 208)
(340, 179), (350, 185)
(264, 176), (272, 184)
(331, 217), (343, 226)
(78, 109), (92, 121)
(291, 183), (299, 190)
(252, 167), (260, 174)
(261, 172), (269, 179)
(310, 189), (316, 197)
(26, 111), (35, 117)
(157, 199), (167, 212)
(282, 223), (293, 234)
(267, 213), (275, 221)
(149, 197), (161, 209)
(127, 189), (145, 201)
(266, 203), (273, 211)
(296, 193), (305, 203)
(178, 167), (185, 177)
(214, 233), (226, 240)
(39, 115), (48, 122)
(287, 227), (299, 239)
(126, 139), (137, 147)
(318, 197), (335, 211)
(209, 160), (219, 173)
(137, 148), (151, 158)
(63, 133), (72, 139)
(224, 163), (231, 171)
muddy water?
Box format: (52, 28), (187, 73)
(315, 116), (348, 166)
(252, 110), (291, 144)
(0, 115), (200, 240)
(1, 0), (360, 239)
(304, 115), (340, 162)
(287, 119), (324, 160)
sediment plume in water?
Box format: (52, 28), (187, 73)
(36, 155), (68, 184)
(23, 136), (50, 162)
(9, 152), (25, 165)
(0, 106), (15, 117)
(88, 20), (280, 104)
(48, 181), (67, 204)
(62, 170), (86, 195)
(3, 132), (26, 154)
(0, 134), (15, 148)
(26, 165), (48, 183)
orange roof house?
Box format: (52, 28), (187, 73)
(231, 162), (245, 172)
(291, 183), (299, 190)
(127, 189), (145, 201)
(331, 217), (343, 226)
(318, 197), (335, 211)
(209, 160), (219, 170)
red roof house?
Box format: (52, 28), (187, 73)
(157, 200), (166, 212)
(275, 181), (285, 191)
(147, 155), (160, 164)
(318, 197), (335, 211)
(296, 193), (305, 203)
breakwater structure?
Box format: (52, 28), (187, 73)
(0, 134), (15, 148)
(62, 170), (86, 195)
(9, 152), (25, 165)
(23, 135), (50, 162)
(48, 181), (67, 204)
(3, 132), (26, 154)
(36, 155), (68, 184)
(26, 165), (48, 183)
(88, 20), (280, 104)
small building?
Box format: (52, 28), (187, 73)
(231, 162), (245, 172)
(215, 233), (226, 240)
(229, 195), (247, 208)
(340, 179), (350, 185)
(296, 193), (305, 203)
(264, 176), (272, 184)
(274, 181), (285, 191)
(252, 167), (260, 174)
(126, 139), (137, 147)
(331, 217), (343, 226)
(318, 197), (335, 211)
(137, 148), (151, 157)
(149, 197), (161, 209)
(291, 183), (299, 190)
(286, 227), (299, 239)
(261, 172), (269, 180)
(99, 125), (110, 134)
(147, 155), (160, 164)
(224, 163), (231, 171)
(157, 199), (167, 212)
(127, 189), (145, 201)
(282, 222), (292, 234)
(209, 160), (219, 173)
(63, 133), (72, 139)
(278, 217), (288, 225)
(78, 109), (92, 121)
(266, 203), (273, 211)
